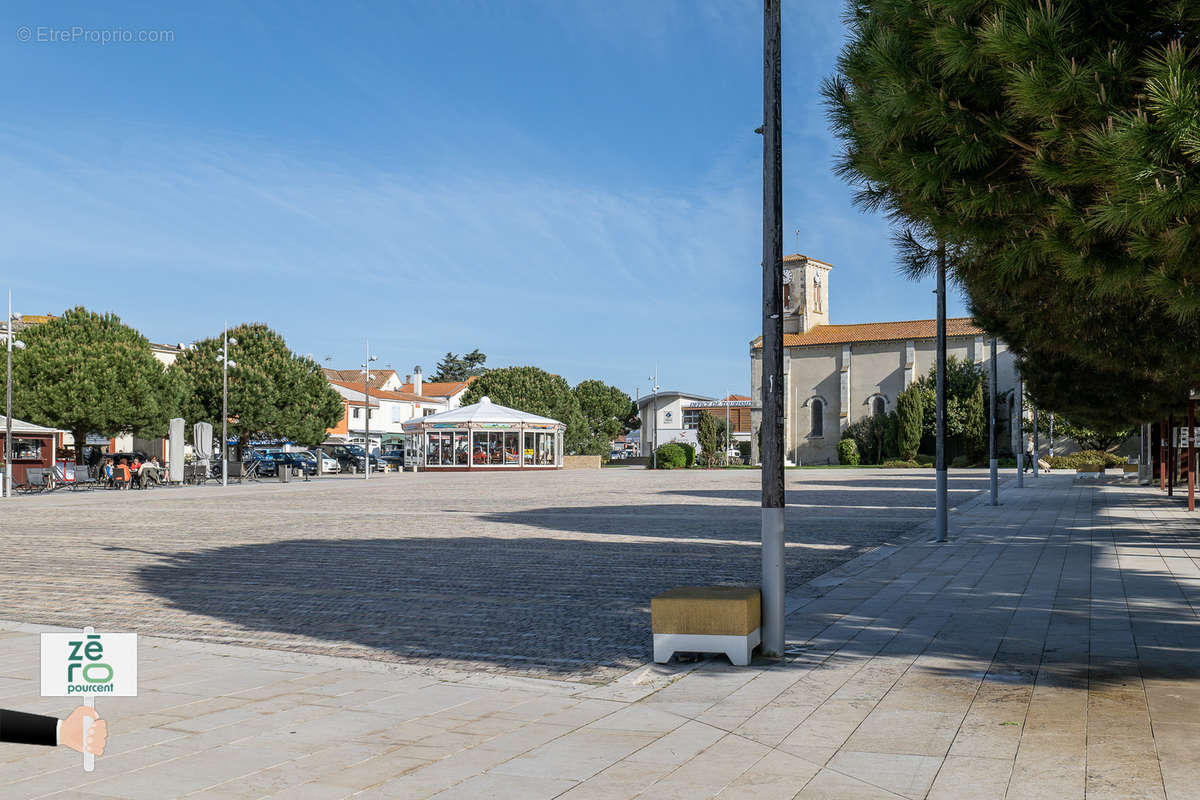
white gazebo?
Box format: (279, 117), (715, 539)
(401, 396), (565, 470)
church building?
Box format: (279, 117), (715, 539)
(749, 254), (1021, 465)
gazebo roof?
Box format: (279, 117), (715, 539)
(402, 396), (563, 430)
(0, 415), (63, 435)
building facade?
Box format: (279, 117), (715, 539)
(636, 392), (753, 454)
(750, 254), (1021, 465)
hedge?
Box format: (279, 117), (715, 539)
(836, 438), (860, 466)
(648, 443), (687, 469)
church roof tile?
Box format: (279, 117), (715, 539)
(751, 317), (982, 348)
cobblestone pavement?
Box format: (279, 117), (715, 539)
(0, 474), (1196, 798)
(0, 468), (994, 682)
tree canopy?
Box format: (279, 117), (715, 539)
(824, 0), (1200, 428)
(11, 307), (180, 452)
(430, 349), (488, 382)
(573, 379), (638, 455)
(460, 366), (587, 451)
(169, 323), (342, 449)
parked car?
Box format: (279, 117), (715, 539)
(242, 449), (277, 476)
(320, 443), (382, 473)
(305, 450), (340, 473)
(379, 448), (406, 469)
(260, 451), (317, 476)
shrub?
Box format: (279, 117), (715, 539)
(1048, 450), (1124, 470)
(950, 454), (970, 468)
(737, 441), (752, 461)
(649, 443), (686, 469)
(897, 385), (923, 461)
(836, 438), (860, 466)
(915, 454), (934, 467)
(883, 459), (922, 468)
(677, 442), (696, 468)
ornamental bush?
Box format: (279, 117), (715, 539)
(677, 442), (696, 468)
(882, 459), (922, 468)
(649, 443), (686, 469)
(836, 438), (860, 466)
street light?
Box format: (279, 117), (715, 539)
(216, 327), (237, 487)
(362, 341), (377, 480)
(648, 369), (659, 470)
(3, 291), (24, 498)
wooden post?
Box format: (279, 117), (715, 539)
(759, 0), (785, 658)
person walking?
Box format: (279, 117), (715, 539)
(1024, 436), (1035, 474)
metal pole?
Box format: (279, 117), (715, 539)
(5, 291), (12, 499)
(1162, 417), (1168, 491)
(1169, 413), (1175, 496)
(989, 337), (997, 505)
(1016, 375), (1024, 488)
(1048, 412), (1054, 460)
(221, 325), (228, 488)
(364, 340), (371, 481)
(935, 243), (948, 541)
(760, 0), (786, 658)
(1189, 399), (1195, 511)
(1033, 407), (1040, 478)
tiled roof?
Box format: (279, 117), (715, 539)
(399, 376), (477, 398)
(327, 380), (434, 405)
(751, 317), (982, 348)
(724, 394), (751, 401)
(323, 368), (397, 391)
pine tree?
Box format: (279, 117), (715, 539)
(12, 307), (179, 455)
(824, 0), (1200, 428)
(169, 324), (343, 451)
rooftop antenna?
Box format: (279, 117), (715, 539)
(795, 229), (800, 254)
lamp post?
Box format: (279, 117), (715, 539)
(217, 326), (237, 487)
(362, 342), (377, 480)
(1016, 375), (1024, 488)
(3, 292), (25, 498)
(649, 369), (659, 469)
(989, 337), (997, 506)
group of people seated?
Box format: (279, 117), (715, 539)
(101, 456), (163, 489)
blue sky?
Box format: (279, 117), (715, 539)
(0, 0), (968, 399)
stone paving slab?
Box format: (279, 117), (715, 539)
(0, 469), (995, 683)
(0, 469), (1194, 799)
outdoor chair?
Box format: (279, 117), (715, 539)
(19, 468), (47, 494)
(67, 465), (97, 491)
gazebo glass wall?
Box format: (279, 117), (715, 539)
(402, 397), (565, 470)
(417, 425), (560, 468)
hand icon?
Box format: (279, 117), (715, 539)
(61, 706), (106, 756)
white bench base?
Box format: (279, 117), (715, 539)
(653, 628), (761, 667)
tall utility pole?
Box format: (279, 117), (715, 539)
(760, 0), (786, 658)
(363, 341), (377, 480)
(1016, 376), (1024, 489)
(935, 243), (948, 542)
(989, 337), (998, 506)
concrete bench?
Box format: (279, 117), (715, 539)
(651, 586), (761, 666)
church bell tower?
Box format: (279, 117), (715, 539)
(782, 254), (832, 334)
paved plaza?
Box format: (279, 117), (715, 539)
(0, 470), (1197, 798)
(0, 468), (992, 682)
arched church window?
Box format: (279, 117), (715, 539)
(873, 396), (886, 417)
(811, 399), (824, 438)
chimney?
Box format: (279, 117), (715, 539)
(405, 374), (411, 384)
(414, 366), (423, 396)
